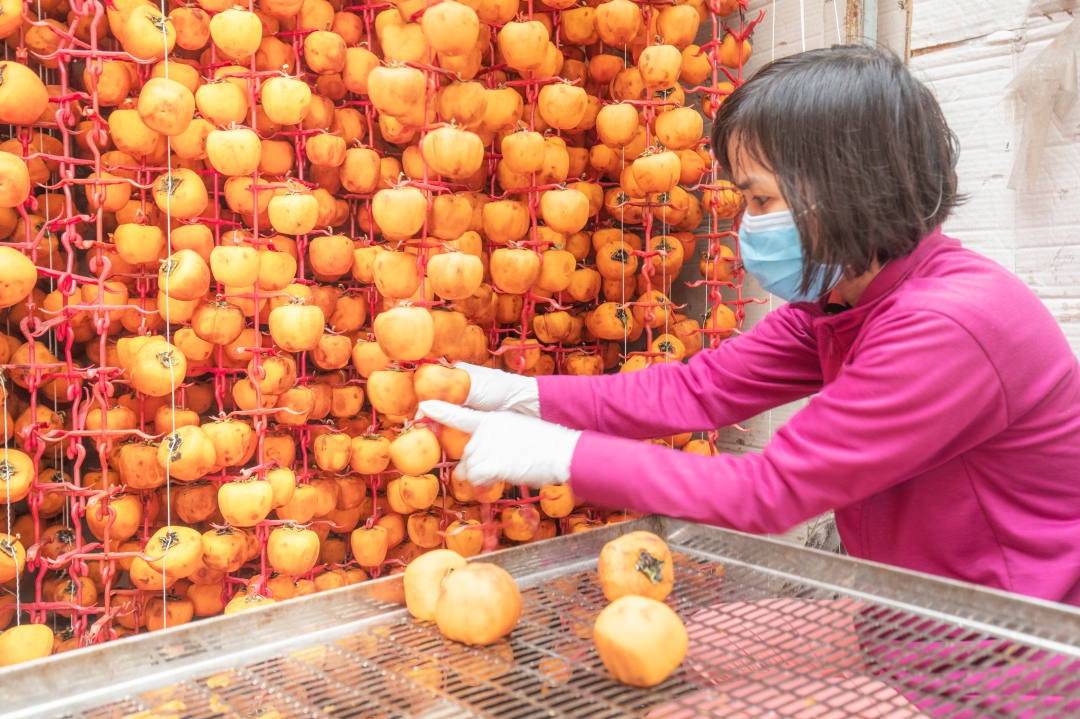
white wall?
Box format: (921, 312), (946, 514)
(909, 0), (1080, 355)
(706, 0), (1080, 459)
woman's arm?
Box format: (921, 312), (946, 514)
(567, 311), (1008, 534)
(537, 303), (825, 439)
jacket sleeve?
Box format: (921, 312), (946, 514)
(567, 311), (1009, 534)
(536, 303), (825, 439)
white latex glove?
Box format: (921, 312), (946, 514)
(457, 363), (541, 417)
(417, 400), (580, 488)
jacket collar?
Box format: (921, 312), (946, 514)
(812, 227), (951, 336)
(854, 226), (949, 310)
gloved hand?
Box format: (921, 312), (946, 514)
(418, 400), (580, 488)
(457, 363), (541, 417)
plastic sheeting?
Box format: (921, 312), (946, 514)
(1008, 20), (1079, 191)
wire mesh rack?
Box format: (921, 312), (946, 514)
(4, 516), (1080, 719)
(1, 0), (757, 653)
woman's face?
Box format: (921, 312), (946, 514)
(727, 137), (789, 217)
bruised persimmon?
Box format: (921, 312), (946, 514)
(269, 301), (325, 352)
(444, 519), (482, 557)
(267, 524), (321, 576)
(349, 433), (391, 474)
(389, 425), (441, 475)
(373, 305), (433, 361)
(413, 363), (470, 404)
(350, 525), (389, 567)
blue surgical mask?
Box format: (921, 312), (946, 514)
(738, 209), (840, 303)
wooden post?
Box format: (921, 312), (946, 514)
(845, 0), (879, 46)
(905, 0), (914, 61)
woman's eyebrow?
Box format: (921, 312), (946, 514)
(734, 175), (766, 191)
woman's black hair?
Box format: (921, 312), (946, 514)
(712, 45), (962, 294)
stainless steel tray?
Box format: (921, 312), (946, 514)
(4, 517), (1080, 719)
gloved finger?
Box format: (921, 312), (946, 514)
(454, 435), (483, 479)
(461, 459), (503, 487)
(454, 440), (477, 476)
(520, 475), (552, 490)
(413, 398), (467, 422)
(417, 400), (486, 434)
(454, 436), (495, 486)
(457, 363), (493, 408)
(473, 462), (544, 490)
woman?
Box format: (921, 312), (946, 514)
(419, 46), (1080, 605)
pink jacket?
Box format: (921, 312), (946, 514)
(538, 230), (1080, 605)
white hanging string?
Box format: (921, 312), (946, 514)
(771, 0), (777, 62)
(158, 0), (174, 632)
(1, 10), (10, 627)
(25, 0), (46, 634)
(4, 374), (16, 626)
(621, 45), (628, 364)
(800, 0), (807, 52)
